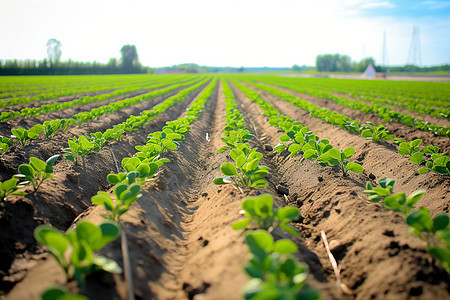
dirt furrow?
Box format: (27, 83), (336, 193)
(230, 81), (450, 300)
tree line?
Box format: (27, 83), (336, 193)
(315, 54), (449, 73)
(0, 44), (148, 75)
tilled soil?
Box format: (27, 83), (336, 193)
(1, 80), (449, 299)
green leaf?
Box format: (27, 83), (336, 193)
(383, 193), (405, 211)
(93, 256), (122, 274)
(250, 179), (268, 188)
(30, 157), (47, 172)
(432, 214), (449, 233)
(342, 147), (355, 159)
(406, 189), (426, 208)
(277, 206), (300, 221)
(410, 152), (424, 164)
(213, 177), (226, 185)
(418, 167), (429, 174)
(220, 162), (238, 176)
(347, 162), (364, 173)
(232, 219), (252, 230)
(273, 239), (298, 254)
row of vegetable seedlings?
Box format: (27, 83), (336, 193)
(0, 75), (199, 122)
(1, 77), (211, 200)
(263, 76), (449, 118)
(231, 79), (364, 177)
(253, 77), (450, 137)
(22, 77), (219, 299)
(244, 80), (450, 175)
(214, 78), (320, 299)
(0, 78), (145, 109)
(0, 77), (206, 153)
(231, 78), (450, 276)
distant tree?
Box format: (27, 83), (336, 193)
(316, 54), (353, 72)
(46, 39), (62, 66)
(120, 45), (140, 72)
(292, 64), (301, 71)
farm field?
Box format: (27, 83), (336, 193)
(0, 74), (449, 300)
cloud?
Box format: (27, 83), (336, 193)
(422, 0), (450, 9)
(359, 1), (395, 9)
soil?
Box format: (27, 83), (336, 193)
(1, 79), (449, 299)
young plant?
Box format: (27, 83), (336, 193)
(218, 129), (254, 153)
(243, 230), (319, 300)
(62, 136), (95, 165)
(398, 139), (422, 155)
(301, 139), (333, 165)
(232, 194), (300, 235)
(91, 180), (142, 222)
(11, 124), (44, 147)
(320, 147), (364, 176)
(0, 177), (28, 201)
(146, 130), (182, 154)
(14, 155), (59, 191)
(213, 145), (270, 188)
(107, 157), (159, 184)
(364, 178), (450, 273)
(406, 208), (450, 273)
(0, 137), (12, 153)
(361, 122), (394, 143)
(34, 220), (122, 287)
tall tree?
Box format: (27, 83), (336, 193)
(46, 39), (62, 66)
(120, 45), (140, 72)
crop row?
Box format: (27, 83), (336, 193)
(213, 79), (319, 298)
(0, 75), (200, 122)
(252, 77), (450, 137)
(0, 74), (167, 99)
(231, 79), (364, 177)
(4, 77), (206, 151)
(243, 80), (450, 175)
(257, 76), (450, 119)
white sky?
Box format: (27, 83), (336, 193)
(0, 0), (449, 67)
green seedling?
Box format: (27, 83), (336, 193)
(92, 181), (142, 221)
(232, 194), (300, 235)
(243, 230), (319, 300)
(364, 178), (450, 273)
(11, 124), (44, 147)
(41, 285), (88, 300)
(363, 177), (396, 203)
(410, 152), (450, 175)
(34, 220), (122, 287)
(361, 122), (394, 143)
(147, 130), (182, 154)
(364, 178), (425, 213)
(398, 139), (422, 155)
(14, 155), (59, 191)
(0, 177), (28, 201)
(134, 144), (170, 167)
(0, 137), (12, 153)
(301, 139), (333, 165)
(114, 157), (159, 184)
(214, 145), (270, 188)
(62, 136), (95, 165)
(406, 207), (450, 273)
(320, 147), (364, 176)
(218, 129), (254, 153)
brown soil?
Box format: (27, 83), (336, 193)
(1, 80), (449, 300)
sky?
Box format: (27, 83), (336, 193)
(0, 0), (449, 68)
